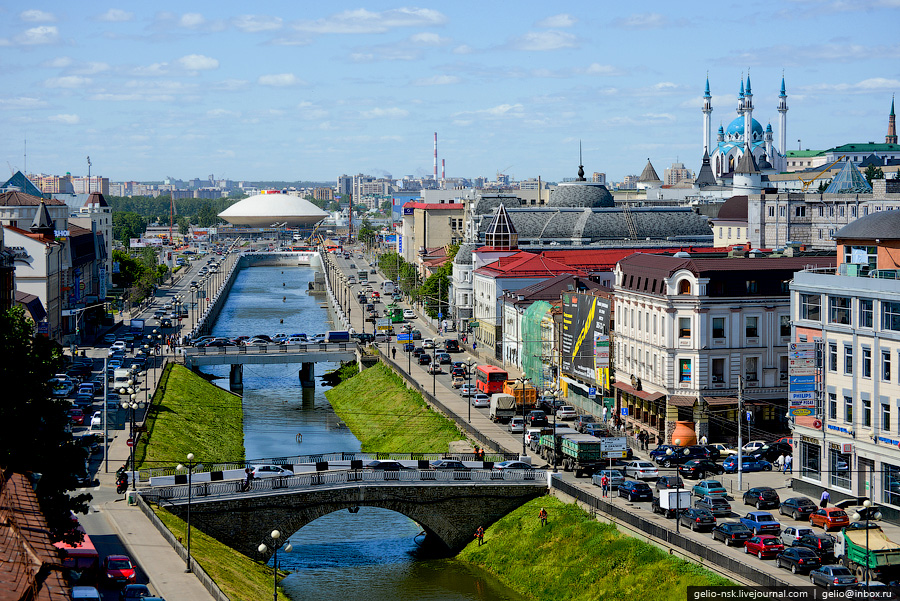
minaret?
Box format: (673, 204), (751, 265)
(777, 75), (789, 161)
(702, 76), (713, 155)
(887, 95), (897, 144)
(577, 140), (586, 181)
(743, 74), (754, 148)
(765, 123), (774, 165)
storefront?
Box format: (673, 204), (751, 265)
(613, 381), (665, 441)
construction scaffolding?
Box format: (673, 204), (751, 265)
(521, 300), (553, 390)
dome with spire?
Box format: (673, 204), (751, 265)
(547, 155), (614, 208)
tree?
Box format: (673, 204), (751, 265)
(864, 164), (885, 185)
(197, 202), (218, 227)
(112, 211), (147, 246)
(0, 307), (90, 543)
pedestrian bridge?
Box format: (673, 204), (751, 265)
(144, 468), (548, 555)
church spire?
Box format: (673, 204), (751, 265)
(30, 200), (54, 239)
(887, 94), (897, 145)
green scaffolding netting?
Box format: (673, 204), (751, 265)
(521, 300), (553, 390)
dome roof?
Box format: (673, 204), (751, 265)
(547, 182), (614, 208)
(725, 116), (763, 140)
(218, 193), (328, 227)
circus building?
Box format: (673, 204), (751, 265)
(218, 192), (327, 227)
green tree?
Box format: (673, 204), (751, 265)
(380, 200), (392, 212)
(420, 261), (452, 319)
(0, 307), (90, 543)
(197, 202), (218, 227)
(112, 211), (147, 246)
(864, 164), (885, 185)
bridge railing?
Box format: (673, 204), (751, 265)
(138, 451), (520, 481)
(183, 342), (358, 357)
(142, 468), (548, 503)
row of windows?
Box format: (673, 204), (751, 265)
(827, 392), (899, 433)
(717, 227), (746, 239)
(827, 343), (900, 382)
(801, 294), (900, 332)
(618, 349), (789, 386)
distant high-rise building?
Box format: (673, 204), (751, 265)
(71, 176), (109, 195)
(592, 172), (606, 185)
(663, 162), (693, 185)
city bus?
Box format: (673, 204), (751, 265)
(54, 530), (99, 582)
(358, 270), (368, 284)
(475, 365), (509, 394)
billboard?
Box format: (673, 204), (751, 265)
(560, 292), (611, 385)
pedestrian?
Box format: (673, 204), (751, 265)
(242, 468), (254, 492)
(539, 507), (548, 527)
(775, 454), (784, 471)
(601, 406), (608, 423)
(784, 454), (793, 474)
(474, 526), (484, 546)
(472, 341), (477, 351)
(820, 489), (830, 508)
(600, 473), (609, 497)
(391, 347), (396, 360)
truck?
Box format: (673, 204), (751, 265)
(834, 523), (900, 581)
(503, 380), (537, 411)
(129, 318), (144, 334)
(652, 488), (693, 518)
(539, 432), (605, 477)
(489, 393), (516, 423)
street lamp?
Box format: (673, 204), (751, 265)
(177, 453), (198, 573)
(121, 392), (145, 491)
(465, 359), (476, 423)
(665, 438), (690, 533)
(852, 500), (883, 590)
(516, 377), (530, 456)
(432, 351), (437, 397)
(258, 529), (292, 601)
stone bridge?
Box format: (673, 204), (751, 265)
(147, 470), (547, 556)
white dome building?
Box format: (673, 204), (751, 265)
(218, 193), (328, 227)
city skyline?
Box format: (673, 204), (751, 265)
(1, 1), (898, 183)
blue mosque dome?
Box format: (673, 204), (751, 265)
(724, 116), (764, 140)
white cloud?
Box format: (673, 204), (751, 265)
(584, 63), (620, 76)
(133, 62), (169, 76)
(258, 73), (304, 87)
(801, 77), (900, 93)
(360, 107), (409, 119)
(453, 44), (474, 55)
(177, 54), (219, 71)
(536, 14), (575, 28)
(0, 97), (49, 110)
(453, 103), (525, 119)
(413, 75), (460, 86)
(233, 15), (283, 32)
(614, 13), (668, 29)
(180, 13), (206, 28)
(75, 62), (110, 75)
(293, 8), (447, 34)
(21, 10), (55, 22)
(207, 108), (241, 118)
(409, 32), (448, 45)
(509, 31), (576, 51)
(43, 56), (73, 68)
(45, 76), (91, 88)
(654, 82), (679, 90)
(603, 113), (676, 127)
(97, 9), (134, 22)
(49, 114), (79, 124)
(4, 26), (60, 46)
(89, 92), (175, 102)
(214, 79), (249, 91)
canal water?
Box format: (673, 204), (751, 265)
(208, 264), (520, 601)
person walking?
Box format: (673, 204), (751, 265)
(601, 406), (608, 423)
(539, 507), (548, 527)
(775, 454), (785, 471)
(784, 454), (793, 474)
(474, 526), (484, 546)
(820, 489), (830, 508)
(600, 473), (609, 497)
(391, 346), (396, 360)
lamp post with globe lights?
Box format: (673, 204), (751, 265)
(258, 529), (292, 601)
(852, 500), (883, 590)
(665, 439), (690, 532)
(515, 377), (530, 456)
(120, 389), (145, 491)
(176, 453), (199, 573)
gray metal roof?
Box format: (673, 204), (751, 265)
(547, 182), (614, 208)
(638, 160), (661, 183)
(453, 242), (478, 265)
(471, 194), (523, 215)
(835, 210), (900, 240)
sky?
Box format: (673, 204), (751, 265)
(1, 1), (898, 185)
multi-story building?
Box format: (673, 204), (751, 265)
(664, 162), (693, 186)
(71, 176), (109, 195)
(791, 210), (900, 517)
(613, 251), (835, 444)
(313, 187), (334, 202)
(709, 196), (750, 248)
(399, 200), (465, 264)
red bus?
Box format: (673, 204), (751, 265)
(54, 529), (99, 582)
(475, 365), (509, 394)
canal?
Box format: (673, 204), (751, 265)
(207, 263), (519, 601)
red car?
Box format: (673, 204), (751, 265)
(809, 507), (850, 531)
(103, 554), (137, 587)
(68, 408), (85, 425)
(744, 535), (784, 559)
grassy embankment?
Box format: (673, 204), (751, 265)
(329, 361), (734, 599)
(138, 363), (280, 601)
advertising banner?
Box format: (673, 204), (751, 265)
(561, 293), (610, 385)
(789, 342), (819, 417)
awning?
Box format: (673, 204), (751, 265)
(668, 395), (697, 407)
(15, 291), (46, 323)
(703, 396), (740, 406)
(613, 381), (665, 402)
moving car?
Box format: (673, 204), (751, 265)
(422, 339), (435, 349)
(426, 363), (443, 374)
(712, 521), (753, 547)
(555, 405), (577, 420)
(493, 460), (533, 471)
(694, 496), (732, 518)
(121, 584), (153, 599)
(722, 456), (772, 473)
(809, 507), (850, 531)
(429, 459), (468, 471)
(781, 526), (815, 547)
(459, 384), (476, 397)
(740, 511), (781, 536)
(743, 535), (784, 559)
(574, 414), (596, 432)
(655, 476), (684, 491)
(507, 417), (525, 433)
(692, 480), (727, 498)
(794, 533), (837, 563)
(741, 440), (766, 454)
(470, 394), (490, 408)
(403, 309), (416, 319)
(622, 460), (659, 480)
(775, 547), (821, 574)
(250, 465), (294, 478)
(748, 442), (793, 463)
(679, 508), (717, 531)
(366, 460), (405, 471)
(618, 480), (654, 502)
(103, 555), (137, 587)
(742, 486), (780, 509)
(525, 410), (548, 427)
(592, 469), (625, 490)
(808, 565), (858, 589)
(677, 459), (724, 479)
(779, 497), (818, 520)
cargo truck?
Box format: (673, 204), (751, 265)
(652, 489), (693, 518)
(129, 318), (144, 334)
(834, 522), (900, 581)
(503, 380), (537, 411)
(539, 432), (604, 477)
(489, 393), (517, 423)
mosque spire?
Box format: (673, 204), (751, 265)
(577, 140), (586, 181)
(704, 74), (711, 99)
(702, 74), (713, 155)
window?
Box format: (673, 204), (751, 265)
(727, 227), (732, 239)
(800, 294), (821, 321)
(883, 464), (900, 507)
(780, 206), (786, 218)
(882, 404), (891, 431)
(712, 317), (725, 339)
(818, 206), (824, 217)
(829, 296), (851, 325)
(829, 343), (838, 372)
(883, 302), (900, 332)
(830, 448), (851, 489)
(712, 358), (725, 383)
(746, 280), (758, 294)
(780, 315), (791, 337)
(679, 359), (691, 382)
(845, 395), (853, 422)
(839, 206), (845, 217)
(863, 347), (872, 378)
(845, 245), (877, 272)
(800, 441), (820, 479)
(795, 206), (806, 217)
(780, 355), (788, 381)
(863, 398), (872, 427)
(829, 393), (837, 421)
(745, 357), (758, 382)
(745, 316), (759, 338)
(883, 350), (891, 382)
(678, 280), (691, 295)
(678, 317), (691, 338)
(768, 206), (775, 217)
(844, 346), (853, 375)
(860, 299), (873, 328)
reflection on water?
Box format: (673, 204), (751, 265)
(210, 265), (520, 601)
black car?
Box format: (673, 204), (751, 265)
(366, 460), (405, 470)
(679, 507), (717, 531)
(436, 352), (452, 364)
(677, 459), (724, 479)
(700, 445), (722, 461)
(618, 480), (654, 502)
(695, 495), (732, 517)
(450, 367), (466, 377)
(444, 340), (460, 352)
(412, 347), (425, 357)
(712, 521), (753, 546)
(574, 414), (596, 432)
(743, 486), (780, 509)
(429, 459), (468, 471)
(525, 410), (548, 427)
(779, 496), (818, 520)
(417, 354), (431, 365)
(749, 442), (793, 463)
(655, 476), (685, 491)
(775, 547), (821, 574)
(540, 398), (565, 414)
(794, 533), (837, 563)
(356, 333), (375, 343)
(655, 445), (711, 468)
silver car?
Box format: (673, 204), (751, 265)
(622, 460), (659, 480)
(592, 469), (625, 489)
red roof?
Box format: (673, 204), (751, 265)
(541, 247), (723, 271)
(475, 251), (587, 278)
(402, 201), (464, 210)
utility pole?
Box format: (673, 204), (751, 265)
(738, 375), (744, 491)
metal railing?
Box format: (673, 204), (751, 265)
(184, 342), (357, 356)
(143, 468), (547, 503)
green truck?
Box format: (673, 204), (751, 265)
(834, 522), (900, 581)
(539, 432), (604, 477)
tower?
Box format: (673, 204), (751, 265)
(777, 76), (789, 162)
(888, 96), (897, 145)
(743, 74), (754, 148)
(702, 76), (713, 155)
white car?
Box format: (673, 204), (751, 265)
(742, 440), (766, 454)
(781, 526), (815, 547)
(556, 405), (577, 420)
(709, 443), (739, 456)
(89, 411), (102, 429)
(622, 460), (659, 480)
(508, 416), (525, 433)
(403, 309), (416, 319)
(459, 384), (476, 397)
(109, 341), (127, 353)
(422, 339), (435, 349)
(470, 393), (490, 408)
(250, 465), (294, 478)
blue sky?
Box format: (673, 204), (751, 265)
(1, 1), (898, 184)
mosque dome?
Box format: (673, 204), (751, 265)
(218, 193), (328, 227)
(724, 116), (764, 141)
(547, 182), (614, 208)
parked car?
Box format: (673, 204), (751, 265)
(679, 507), (717, 531)
(250, 465), (294, 478)
(781, 526), (816, 547)
(556, 405), (577, 420)
(582, 423), (606, 438)
(692, 479), (727, 498)
(741, 440), (766, 454)
(622, 460), (659, 480)
(809, 507), (850, 531)
(808, 565), (858, 589)
(493, 460), (533, 471)
(695, 496), (732, 517)
(779, 497), (818, 520)
(749, 442), (793, 463)
(121, 584), (153, 599)
(103, 555), (137, 587)
(744, 535), (784, 559)
(655, 476), (684, 491)
(574, 414), (596, 432)
(742, 486), (780, 509)
(723, 455), (772, 473)
(525, 410), (548, 427)
(470, 394), (490, 408)
(794, 533), (837, 564)
(429, 459), (468, 471)
(592, 469), (625, 490)
(677, 459), (724, 479)
(708, 443), (738, 457)
(740, 511), (782, 536)
(655, 445), (712, 468)
(508, 417), (525, 433)
(712, 521), (753, 547)
(618, 480), (654, 502)
(775, 546), (821, 574)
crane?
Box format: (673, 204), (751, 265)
(797, 155), (846, 192)
(496, 165), (513, 182)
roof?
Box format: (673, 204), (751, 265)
(695, 150), (717, 187)
(638, 160), (661, 183)
(829, 142), (900, 153)
(547, 182), (614, 208)
(3, 225), (59, 246)
(452, 242), (478, 266)
(668, 395), (697, 407)
(734, 144), (760, 174)
(785, 150), (826, 157)
(824, 161), (872, 194)
(475, 251), (587, 278)
(836, 211), (900, 241)
(218, 193), (327, 227)
(402, 201), (465, 210)
(703, 396), (740, 406)
(0, 171), (45, 198)
(612, 381), (665, 402)
(540, 247), (721, 272)
(507, 273), (607, 305)
(712, 196), (748, 221)
(0, 190), (65, 208)
(83, 191), (109, 208)
(15, 291), (46, 322)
